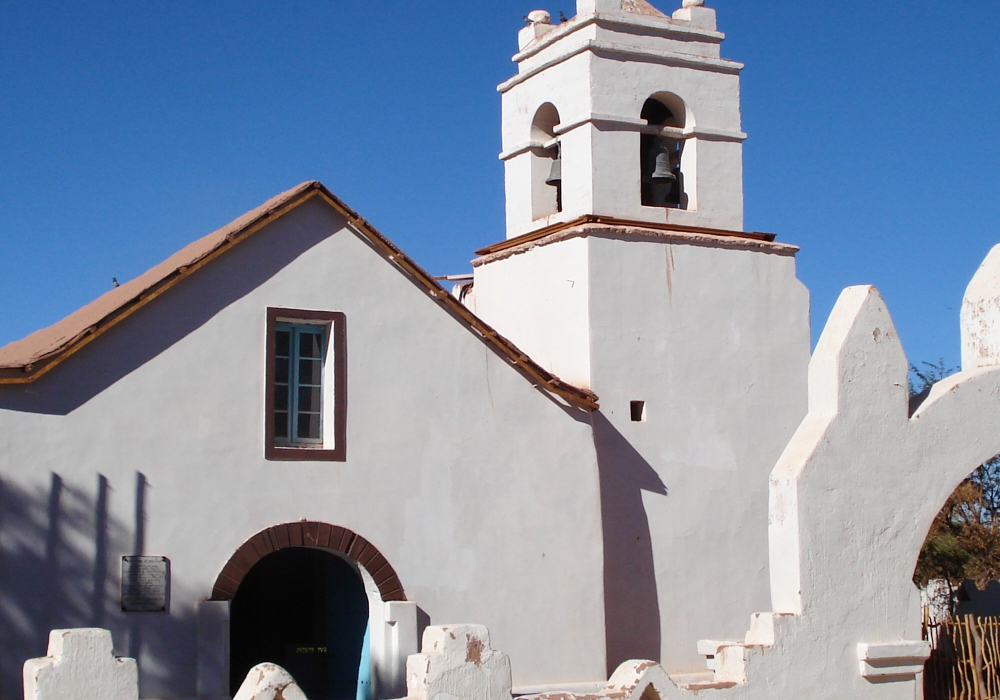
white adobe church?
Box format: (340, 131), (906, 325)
(4, 1), (1000, 699)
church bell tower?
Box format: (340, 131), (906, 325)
(499, 0), (746, 238)
(469, 2), (810, 672)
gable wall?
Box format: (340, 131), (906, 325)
(0, 198), (606, 697)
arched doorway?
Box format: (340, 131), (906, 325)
(212, 522), (408, 700)
(230, 548), (369, 700)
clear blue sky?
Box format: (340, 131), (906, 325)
(1, 1), (997, 373)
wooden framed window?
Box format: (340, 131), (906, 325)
(265, 308), (346, 461)
(274, 323), (325, 445)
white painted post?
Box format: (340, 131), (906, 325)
(404, 625), (511, 700)
(379, 601), (417, 699)
(962, 244), (1000, 370)
(23, 629), (138, 700)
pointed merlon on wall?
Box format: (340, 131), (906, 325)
(962, 244), (1000, 370)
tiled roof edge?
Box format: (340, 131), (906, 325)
(0, 182), (599, 411)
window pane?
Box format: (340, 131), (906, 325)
(298, 386), (321, 413)
(297, 413), (321, 440)
(299, 358), (322, 385)
(299, 331), (323, 358)
(275, 330), (291, 357)
(274, 385), (289, 412)
(270, 320), (331, 449)
(274, 411), (289, 439)
(275, 358), (289, 385)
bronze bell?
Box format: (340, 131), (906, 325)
(650, 146), (677, 182)
(545, 151), (562, 186)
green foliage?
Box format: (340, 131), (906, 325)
(914, 478), (1000, 587)
(919, 532), (971, 581)
(909, 358), (956, 399)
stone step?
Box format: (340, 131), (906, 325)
(696, 638), (742, 670)
(668, 671), (715, 688)
(680, 679), (739, 691)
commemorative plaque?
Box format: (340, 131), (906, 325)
(121, 556), (170, 612)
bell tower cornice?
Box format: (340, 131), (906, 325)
(505, 12), (727, 77)
(504, 0), (732, 85)
(499, 31), (742, 95)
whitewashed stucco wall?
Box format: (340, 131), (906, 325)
(471, 231), (810, 675)
(469, 237), (592, 389)
(587, 235), (809, 672)
(0, 198), (607, 698)
(621, 269), (1000, 700)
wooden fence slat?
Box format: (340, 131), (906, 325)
(991, 618), (996, 697)
(921, 615), (1000, 700)
(981, 618), (994, 698)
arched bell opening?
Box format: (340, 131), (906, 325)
(640, 94), (688, 210)
(211, 522), (412, 700)
(530, 103), (562, 220)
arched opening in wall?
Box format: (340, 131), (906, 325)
(230, 548), (369, 700)
(531, 103), (562, 220)
(914, 454), (1000, 699)
(909, 364), (1000, 698)
(910, 362), (1000, 601)
(640, 93), (687, 209)
(914, 454), (1000, 599)
(212, 523), (409, 700)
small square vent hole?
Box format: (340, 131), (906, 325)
(630, 401), (646, 422)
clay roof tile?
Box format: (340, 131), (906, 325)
(0, 181), (318, 371)
(0, 181), (598, 410)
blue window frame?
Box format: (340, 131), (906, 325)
(273, 323), (326, 445)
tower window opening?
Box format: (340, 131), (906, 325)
(640, 96), (686, 209)
(531, 103), (562, 220)
(630, 401), (647, 422)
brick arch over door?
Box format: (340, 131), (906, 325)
(211, 521), (406, 601)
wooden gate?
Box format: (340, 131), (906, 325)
(924, 615), (1000, 700)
